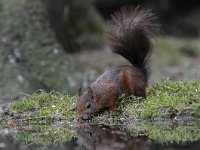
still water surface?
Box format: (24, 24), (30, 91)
(0, 122), (200, 150)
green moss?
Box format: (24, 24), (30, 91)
(10, 91), (77, 121)
(123, 81), (200, 119)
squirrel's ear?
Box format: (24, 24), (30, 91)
(87, 87), (93, 97)
(77, 87), (82, 96)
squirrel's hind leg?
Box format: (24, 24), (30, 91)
(124, 69), (147, 98)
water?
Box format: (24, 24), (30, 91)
(1, 121), (200, 150)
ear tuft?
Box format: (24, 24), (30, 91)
(87, 87), (93, 97)
(77, 87), (82, 96)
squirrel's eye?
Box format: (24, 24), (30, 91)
(85, 102), (91, 109)
(87, 132), (93, 138)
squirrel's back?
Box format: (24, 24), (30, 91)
(108, 7), (159, 80)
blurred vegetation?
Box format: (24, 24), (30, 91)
(0, 0), (105, 97)
(0, 0), (66, 95)
(151, 37), (200, 82)
(42, 0), (105, 52)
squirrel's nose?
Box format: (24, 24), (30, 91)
(78, 117), (88, 123)
(77, 117), (85, 123)
(78, 115), (92, 123)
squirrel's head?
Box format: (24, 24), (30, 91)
(76, 87), (97, 121)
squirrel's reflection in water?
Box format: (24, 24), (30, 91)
(76, 124), (150, 150)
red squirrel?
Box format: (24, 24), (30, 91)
(75, 7), (159, 120)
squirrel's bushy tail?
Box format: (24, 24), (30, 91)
(108, 7), (159, 76)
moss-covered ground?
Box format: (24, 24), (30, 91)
(122, 81), (200, 120)
(0, 81), (200, 145)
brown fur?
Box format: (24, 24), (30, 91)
(76, 7), (159, 120)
